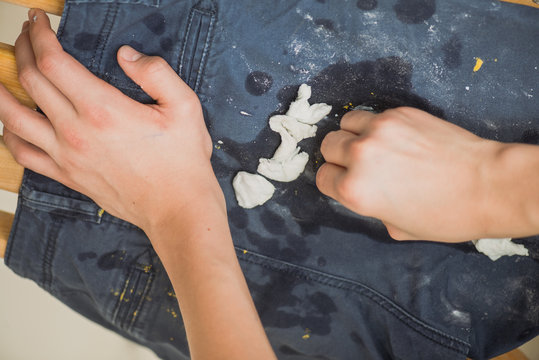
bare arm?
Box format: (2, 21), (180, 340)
(317, 107), (539, 242)
(0, 9), (275, 359)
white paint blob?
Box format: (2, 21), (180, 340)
(232, 172), (275, 209)
(473, 238), (529, 261)
(233, 84), (332, 208)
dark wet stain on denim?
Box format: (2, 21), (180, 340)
(74, 33), (99, 51)
(442, 35), (462, 69)
(518, 129), (539, 144)
(97, 250), (128, 270)
(247, 266), (336, 337)
(78, 252), (97, 262)
(228, 207), (249, 229)
(245, 71), (274, 96)
(245, 229), (311, 264)
(356, 0), (377, 10)
(394, 0), (435, 24)
(160, 37), (174, 52)
(143, 13), (166, 35)
(314, 19), (335, 32)
(221, 57), (442, 236)
(260, 208), (287, 235)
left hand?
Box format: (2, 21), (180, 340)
(0, 9), (219, 233)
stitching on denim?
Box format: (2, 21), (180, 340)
(41, 217), (63, 291)
(236, 249), (470, 355)
(179, 2), (216, 92)
(127, 270), (155, 332)
(193, 8), (216, 93)
(178, 7), (195, 82)
(111, 250), (155, 332)
(68, 0), (160, 7)
(21, 197), (97, 216)
(95, 3), (119, 76)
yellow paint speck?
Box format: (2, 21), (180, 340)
(97, 208), (105, 217)
(302, 328), (312, 340)
(473, 57), (484, 72)
(243, 249), (248, 254)
(370, 92), (375, 96)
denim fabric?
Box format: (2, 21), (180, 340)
(5, 0), (539, 359)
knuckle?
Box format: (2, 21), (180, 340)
(335, 174), (359, 204)
(347, 138), (368, 161)
(315, 164), (328, 191)
(36, 51), (61, 76)
(10, 146), (30, 168)
(145, 57), (169, 76)
(320, 131), (337, 156)
(17, 67), (36, 91)
(60, 126), (87, 152)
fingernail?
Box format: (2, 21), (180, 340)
(28, 9), (37, 22)
(120, 45), (142, 62)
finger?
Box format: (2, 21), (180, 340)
(27, 9), (121, 108)
(15, 19), (76, 122)
(0, 84), (56, 151)
(117, 46), (197, 108)
(340, 110), (376, 135)
(383, 222), (419, 241)
(316, 162), (348, 203)
(320, 129), (361, 167)
(3, 128), (62, 181)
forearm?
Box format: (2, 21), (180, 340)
(146, 185), (276, 360)
(482, 142), (539, 238)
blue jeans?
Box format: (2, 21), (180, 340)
(5, 0), (539, 359)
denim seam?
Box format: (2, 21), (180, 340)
(179, 4), (216, 92)
(67, 0), (160, 8)
(21, 198), (97, 217)
(111, 253), (155, 332)
(193, 8), (215, 93)
(92, 3), (118, 75)
(41, 217), (63, 291)
(236, 249), (470, 355)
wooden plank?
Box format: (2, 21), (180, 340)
(0, 136), (24, 194)
(500, 0), (539, 8)
(0, 43), (36, 109)
(492, 348), (529, 360)
(0, 0), (65, 16)
(0, 210), (15, 259)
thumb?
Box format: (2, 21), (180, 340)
(117, 45), (192, 107)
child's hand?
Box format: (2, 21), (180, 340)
(316, 107), (505, 242)
(0, 9), (220, 233)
